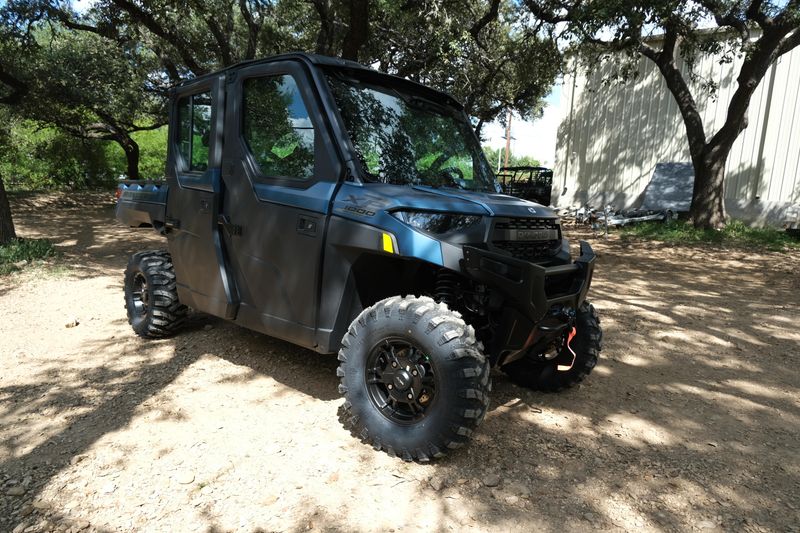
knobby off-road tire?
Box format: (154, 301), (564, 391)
(337, 296), (491, 462)
(503, 301), (602, 392)
(124, 250), (187, 338)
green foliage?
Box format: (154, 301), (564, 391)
(0, 114), (120, 190)
(482, 146), (542, 169)
(131, 128), (168, 180)
(619, 220), (800, 251)
(0, 0), (562, 188)
(366, 1), (560, 127)
(77, 0), (318, 74)
(0, 238), (58, 275)
(545, 1), (800, 93)
(1, 11), (165, 180)
(0, 111), (168, 188)
(103, 127), (168, 181)
(61, 0), (560, 129)
(22, 29), (163, 133)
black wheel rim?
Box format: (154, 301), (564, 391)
(131, 272), (149, 315)
(365, 337), (438, 424)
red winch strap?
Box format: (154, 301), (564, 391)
(557, 326), (577, 372)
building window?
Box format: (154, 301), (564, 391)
(243, 75), (315, 180)
(176, 92), (212, 172)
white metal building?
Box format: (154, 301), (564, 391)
(552, 36), (800, 223)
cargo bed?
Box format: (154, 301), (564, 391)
(115, 182), (169, 231)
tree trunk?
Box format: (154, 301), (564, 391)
(0, 174), (17, 245)
(341, 0), (369, 61)
(688, 156), (727, 229)
(474, 118), (484, 138)
(312, 0), (335, 56)
(119, 136), (141, 181)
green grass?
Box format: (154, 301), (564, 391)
(619, 220), (800, 251)
(0, 238), (59, 275)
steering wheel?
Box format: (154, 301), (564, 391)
(439, 166), (466, 188)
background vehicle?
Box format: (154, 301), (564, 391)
(116, 53), (602, 461)
(497, 166), (554, 206)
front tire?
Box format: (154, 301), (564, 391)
(337, 296), (491, 461)
(124, 250), (187, 338)
(502, 301), (602, 392)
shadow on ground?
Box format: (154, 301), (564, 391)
(1, 192), (798, 532)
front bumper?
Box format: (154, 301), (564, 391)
(461, 241), (596, 324)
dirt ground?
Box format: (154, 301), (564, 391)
(1, 192), (798, 533)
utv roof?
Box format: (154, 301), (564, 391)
(175, 52), (463, 110)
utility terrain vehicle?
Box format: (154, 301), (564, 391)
(497, 166), (554, 206)
(116, 53), (602, 461)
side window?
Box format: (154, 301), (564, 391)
(242, 75), (315, 180)
(176, 91), (212, 172)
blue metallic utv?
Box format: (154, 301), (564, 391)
(116, 53), (602, 461)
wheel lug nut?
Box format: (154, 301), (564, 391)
(387, 384), (393, 390)
(407, 393), (413, 399)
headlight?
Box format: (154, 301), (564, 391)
(391, 210), (481, 234)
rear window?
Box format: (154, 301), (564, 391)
(176, 92), (212, 172)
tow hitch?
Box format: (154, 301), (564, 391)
(555, 327), (577, 371)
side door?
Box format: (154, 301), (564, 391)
(165, 76), (239, 319)
(221, 61), (341, 348)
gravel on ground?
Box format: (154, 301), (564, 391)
(1, 192), (798, 532)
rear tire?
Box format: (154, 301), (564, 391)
(124, 250), (187, 338)
(502, 301), (602, 392)
(337, 296), (491, 461)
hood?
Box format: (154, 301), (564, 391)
(333, 183), (558, 219)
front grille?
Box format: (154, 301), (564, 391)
(494, 218), (559, 231)
(492, 217), (561, 261)
(493, 240), (561, 261)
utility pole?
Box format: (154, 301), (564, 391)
(503, 109), (512, 170)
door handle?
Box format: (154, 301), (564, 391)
(218, 214), (242, 237)
(297, 215), (317, 236)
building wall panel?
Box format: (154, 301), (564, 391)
(554, 38), (800, 221)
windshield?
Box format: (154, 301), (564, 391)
(327, 74), (499, 192)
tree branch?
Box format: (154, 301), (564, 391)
(637, 41), (660, 62)
(660, 22), (680, 62)
(0, 65), (28, 106)
(159, 52), (183, 84)
(697, 0), (751, 42)
(777, 29), (800, 56)
(309, 0), (335, 55)
(521, 0), (574, 24)
(463, 57), (511, 111)
(643, 24), (708, 160)
(204, 14), (234, 66)
(470, 0), (500, 44)
(707, 29), (785, 156)
(341, 0), (369, 60)
(110, 0), (207, 75)
(239, 0), (262, 60)
(48, 7), (120, 40)
(776, 0), (800, 28)
(57, 122), (116, 141)
(128, 121), (167, 133)
(746, 0), (769, 27)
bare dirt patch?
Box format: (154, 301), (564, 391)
(1, 192), (798, 532)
